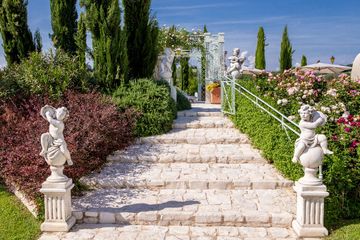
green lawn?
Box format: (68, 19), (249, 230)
(327, 219), (360, 240)
(0, 185), (40, 240)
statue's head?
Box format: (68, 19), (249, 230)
(233, 48), (240, 56)
(298, 105), (314, 121)
(56, 107), (69, 121)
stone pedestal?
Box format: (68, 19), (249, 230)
(169, 79), (177, 102)
(40, 179), (75, 232)
(292, 181), (329, 238)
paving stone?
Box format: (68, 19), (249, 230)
(108, 144), (264, 164)
(39, 225), (296, 240)
(80, 163), (293, 190)
(99, 212), (115, 224)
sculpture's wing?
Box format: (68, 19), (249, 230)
(40, 105), (56, 120)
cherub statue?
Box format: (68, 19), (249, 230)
(159, 48), (175, 80)
(226, 48), (246, 80)
(40, 105), (73, 167)
(292, 105), (333, 163)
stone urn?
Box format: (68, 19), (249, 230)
(298, 146), (324, 186)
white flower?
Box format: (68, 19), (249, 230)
(287, 87), (299, 95)
(277, 99), (282, 105)
(342, 111), (350, 118)
(281, 99), (288, 105)
(326, 88), (338, 97)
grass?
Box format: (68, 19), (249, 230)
(327, 219), (360, 240)
(0, 184), (40, 240)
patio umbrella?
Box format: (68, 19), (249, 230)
(300, 62), (351, 74)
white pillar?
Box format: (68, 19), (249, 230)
(292, 181), (329, 238)
(40, 179), (76, 232)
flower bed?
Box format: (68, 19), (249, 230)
(234, 72), (360, 225)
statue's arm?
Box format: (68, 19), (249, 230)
(45, 111), (61, 127)
(299, 118), (323, 129)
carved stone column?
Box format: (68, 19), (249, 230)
(40, 179), (76, 231)
(292, 182), (329, 237)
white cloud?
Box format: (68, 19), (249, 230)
(207, 16), (289, 26)
(155, 3), (242, 11)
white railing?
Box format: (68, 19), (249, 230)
(221, 75), (323, 179)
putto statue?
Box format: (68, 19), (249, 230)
(292, 105), (333, 185)
(40, 105), (73, 183)
(226, 48), (245, 80)
(159, 48), (175, 80)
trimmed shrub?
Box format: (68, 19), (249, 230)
(0, 51), (91, 100)
(0, 91), (137, 202)
(113, 79), (176, 137)
(177, 89), (191, 111)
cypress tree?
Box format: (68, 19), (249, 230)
(75, 12), (87, 69)
(81, 0), (127, 89)
(301, 55), (307, 66)
(123, 0), (159, 80)
(172, 58), (177, 86)
(50, 0), (78, 54)
(203, 25), (208, 33)
(255, 26), (266, 70)
(34, 29), (42, 53)
(180, 57), (189, 91)
(279, 25), (293, 72)
(0, 0), (35, 65)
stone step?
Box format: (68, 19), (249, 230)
(139, 129), (250, 145)
(177, 110), (224, 117)
(107, 143), (264, 164)
(173, 116), (234, 129)
(80, 163), (293, 190)
(39, 224), (297, 240)
(72, 189), (295, 228)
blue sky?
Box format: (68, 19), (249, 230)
(0, 0), (359, 70)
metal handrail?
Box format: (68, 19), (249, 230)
(221, 75), (324, 180)
(222, 75), (300, 136)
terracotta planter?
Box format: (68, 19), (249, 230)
(210, 87), (221, 104)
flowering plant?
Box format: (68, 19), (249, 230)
(335, 114), (360, 154)
(158, 25), (204, 53)
(206, 82), (220, 92)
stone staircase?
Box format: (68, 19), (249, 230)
(40, 104), (297, 240)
